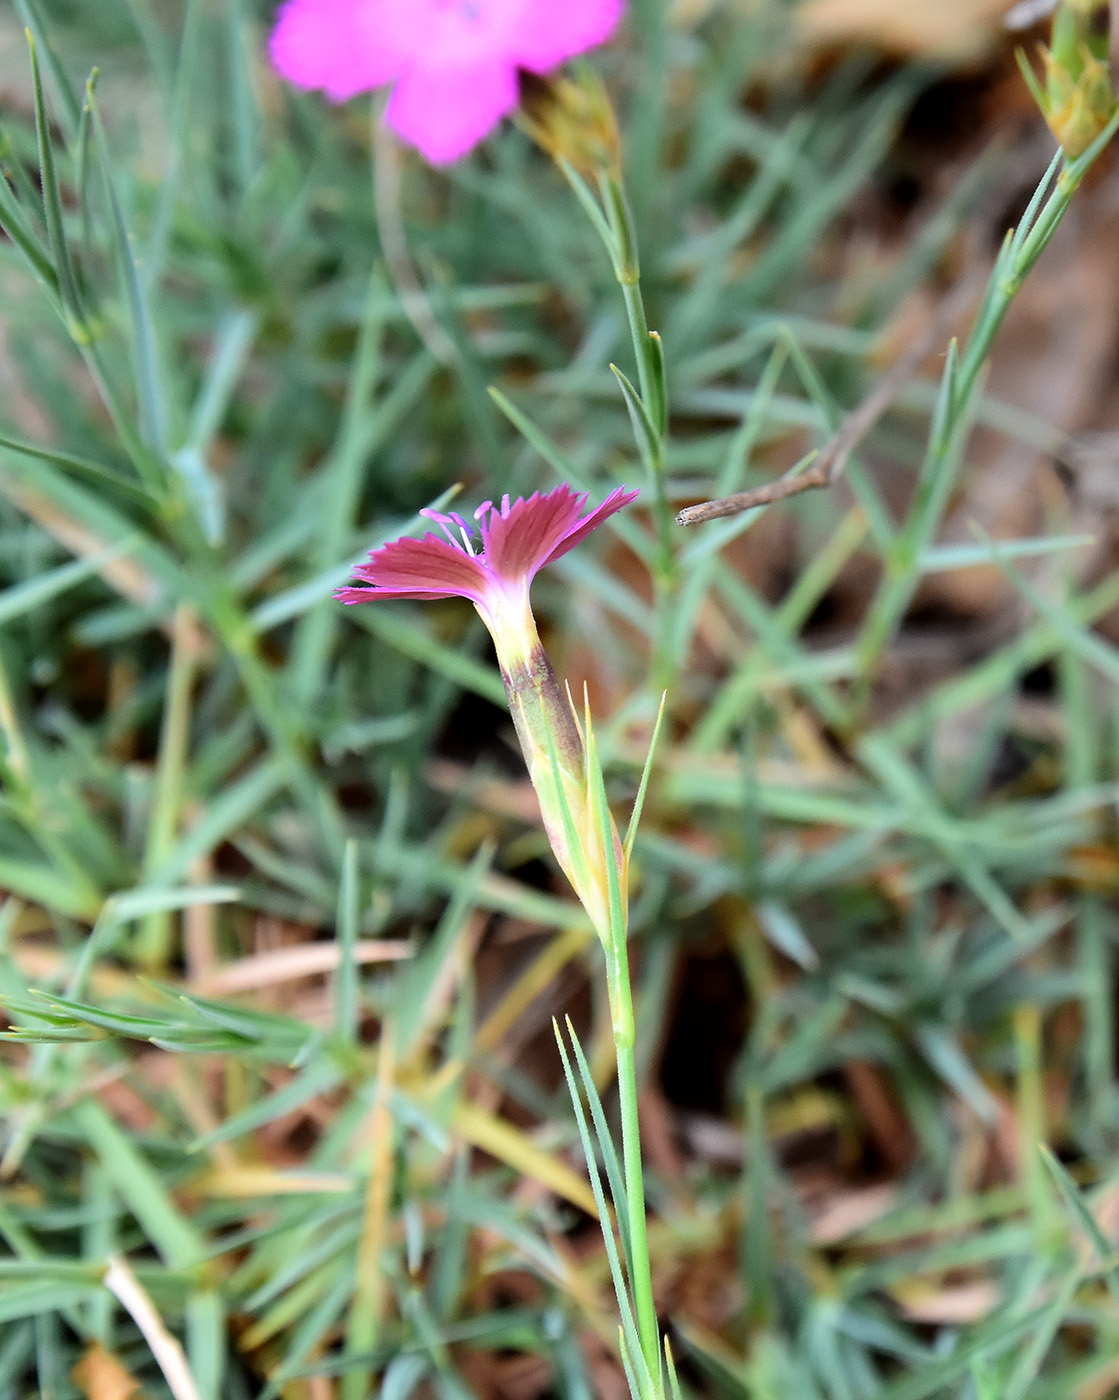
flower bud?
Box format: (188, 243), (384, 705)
(519, 67), (623, 177)
(1020, 0), (1117, 157)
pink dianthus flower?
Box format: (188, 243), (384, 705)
(338, 484), (637, 933)
(270, 0), (625, 165)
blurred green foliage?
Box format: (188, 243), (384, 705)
(1, 1), (1119, 1397)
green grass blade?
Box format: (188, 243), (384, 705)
(553, 1020), (651, 1399)
(335, 839), (360, 1042)
(11, 0), (81, 134)
(623, 691), (667, 863)
(71, 1100), (205, 1269)
(86, 86), (169, 460)
(27, 32), (83, 327)
(561, 1015), (631, 1263)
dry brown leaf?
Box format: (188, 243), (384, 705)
(0, 475), (161, 609)
(809, 1183), (897, 1244)
(1076, 1356), (1119, 1400)
(193, 938), (410, 996)
(797, 0), (1008, 56)
(844, 1060), (916, 1174)
(893, 1278), (1001, 1322)
(72, 1345), (141, 1400)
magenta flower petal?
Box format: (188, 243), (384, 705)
(538, 484), (638, 567)
(335, 534), (490, 605)
(338, 484), (636, 621)
(481, 490), (572, 576)
(480, 486), (591, 584)
(509, 0), (625, 72)
(384, 56), (520, 165)
(270, 0), (404, 102)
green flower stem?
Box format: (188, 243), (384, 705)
(597, 171), (678, 692)
(855, 111), (1119, 690)
(556, 151), (671, 1392)
(600, 173), (672, 561)
(557, 153), (678, 684)
(135, 604), (200, 969)
(572, 710), (662, 1397)
(607, 931), (661, 1396)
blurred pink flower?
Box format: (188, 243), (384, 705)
(270, 0), (624, 164)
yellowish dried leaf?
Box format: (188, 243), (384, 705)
(798, 0), (1009, 56)
(892, 1278), (1000, 1322)
(193, 1167), (352, 1197)
(72, 1345), (141, 1400)
(452, 1099), (599, 1217)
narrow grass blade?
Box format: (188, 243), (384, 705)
(104, 1255), (203, 1400)
(0, 1282), (98, 1326)
(1002, 1267), (1081, 1400)
(553, 1020), (652, 1400)
(664, 1335), (683, 1400)
(919, 533), (1093, 573)
(450, 1099), (597, 1217)
(611, 362), (660, 471)
(12, 0), (81, 134)
(0, 544), (135, 627)
(0, 432), (157, 503)
(335, 839), (360, 1042)
(192, 1059), (344, 1151)
(394, 841), (491, 1059)
(978, 523), (1119, 687)
(557, 157), (617, 260)
(0, 159), (59, 296)
(487, 385), (582, 479)
(878, 1303), (1052, 1400)
(255, 1265), (355, 1400)
(73, 1102), (204, 1269)
(623, 691), (667, 863)
(1039, 1145), (1119, 1300)
(27, 33), (84, 327)
(344, 1024), (395, 1400)
(145, 758), (287, 887)
(349, 607), (507, 708)
(185, 1290), (224, 1400)
(562, 1015), (631, 1261)
(86, 87), (169, 458)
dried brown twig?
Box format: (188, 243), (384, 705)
(677, 273), (985, 526)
